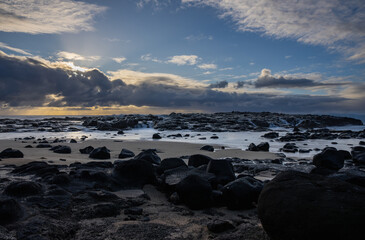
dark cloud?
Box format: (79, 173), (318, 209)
(249, 75), (345, 89)
(235, 81), (245, 88)
(208, 80), (228, 88)
(0, 52), (363, 113)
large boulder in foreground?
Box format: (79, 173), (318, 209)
(258, 171), (365, 240)
(312, 148), (344, 170)
(112, 159), (157, 188)
(0, 148), (23, 158)
(176, 174), (212, 210)
(222, 176), (263, 210)
(0, 198), (23, 225)
(188, 154), (212, 168)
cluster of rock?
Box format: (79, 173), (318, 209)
(1, 112), (362, 134)
(154, 112), (363, 132)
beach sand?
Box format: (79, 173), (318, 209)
(0, 139), (278, 166)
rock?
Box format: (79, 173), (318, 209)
(36, 143), (52, 148)
(50, 173), (71, 185)
(157, 158), (187, 175)
(188, 154), (212, 167)
(176, 174), (212, 210)
(79, 146), (94, 154)
(222, 176), (263, 210)
(113, 159), (157, 187)
(207, 219), (235, 233)
(89, 147), (110, 159)
(134, 149), (161, 165)
(118, 148), (135, 159)
(77, 203), (120, 219)
(24, 145), (33, 148)
(313, 148), (344, 170)
(206, 159), (235, 186)
(124, 207), (143, 215)
(338, 150), (352, 160)
(200, 145), (214, 152)
(51, 145), (71, 154)
(262, 132), (279, 139)
(12, 161), (59, 178)
(281, 143), (298, 153)
(258, 171), (365, 240)
(210, 135), (219, 139)
(0, 198), (23, 225)
(0, 148), (23, 158)
(117, 130), (124, 134)
(70, 139), (77, 143)
(359, 141), (365, 146)
(152, 133), (162, 139)
(248, 142), (269, 151)
(4, 181), (43, 197)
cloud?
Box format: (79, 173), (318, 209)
(183, 0), (365, 63)
(0, 0), (106, 34)
(113, 57), (127, 64)
(198, 63), (217, 69)
(167, 55), (199, 65)
(57, 51), (100, 61)
(0, 42), (31, 55)
(185, 34), (213, 41)
(209, 81), (228, 89)
(247, 69), (346, 89)
(141, 53), (162, 63)
(0, 51), (364, 114)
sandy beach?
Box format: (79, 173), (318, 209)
(0, 139), (278, 166)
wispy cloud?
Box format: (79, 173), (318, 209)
(0, 42), (31, 55)
(0, 0), (106, 34)
(183, 0), (365, 63)
(112, 57), (127, 64)
(198, 63), (217, 69)
(57, 51), (100, 62)
(209, 80), (228, 88)
(141, 53), (162, 63)
(167, 55), (199, 65)
(185, 34), (213, 41)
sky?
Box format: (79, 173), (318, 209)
(0, 0), (364, 115)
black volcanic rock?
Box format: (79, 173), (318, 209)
(79, 146), (94, 154)
(152, 133), (162, 139)
(313, 148), (344, 170)
(0, 198), (23, 225)
(262, 132), (279, 139)
(157, 158), (187, 175)
(206, 159), (235, 186)
(222, 176), (263, 210)
(118, 148), (135, 159)
(0, 148), (24, 158)
(51, 145), (71, 154)
(176, 174), (212, 210)
(247, 142), (269, 152)
(258, 171), (365, 240)
(4, 181), (43, 197)
(89, 147), (110, 159)
(188, 154), (212, 167)
(134, 149), (161, 165)
(200, 145), (214, 152)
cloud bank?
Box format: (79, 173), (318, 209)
(0, 51), (364, 113)
(0, 0), (106, 34)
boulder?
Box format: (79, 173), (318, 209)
(313, 148), (344, 170)
(222, 176), (263, 210)
(118, 148), (135, 159)
(200, 145), (214, 152)
(112, 159), (157, 188)
(0, 198), (23, 225)
(152, 133), (162, 139)
(258, 171), (365, 240)
(206, 159), (235, 186)
(51, 145), (71, 154)
(134, 149), (161, 165)
(247, 142), (269, 152)
(352, 146), (365, 165)
(207, 219), (235, 233)
(4, 181), (43, 197)
(79, 146), (94, 154)
(188, 154), (212, 168)
(89, 147), (110, 159)
(262, 132), (279, 139)
(36, 144), (52, 148)
(0, 148), (23, 158)
(176, 174), (212, 209)
(157, 158), (187, 175)
(11, 161), (59, 178)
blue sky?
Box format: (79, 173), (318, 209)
(0, 0), (364, 115)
